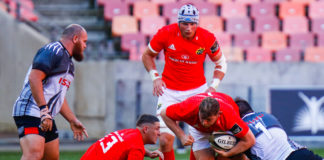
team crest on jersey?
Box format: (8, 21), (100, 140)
(196, 47), (205, 55)
(157, 103), (162, 110)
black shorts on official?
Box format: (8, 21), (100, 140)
(286, 148), (323, 160)
(13, 116), (58, 143)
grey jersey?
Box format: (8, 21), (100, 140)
(13, 42), (74, 118)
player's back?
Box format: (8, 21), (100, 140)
(243, 112), (296, 160)
(81, 128), (145, 160)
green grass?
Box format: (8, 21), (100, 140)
(0, 148), (323, 160)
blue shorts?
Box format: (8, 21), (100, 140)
(286, 148), (323, 160)
(14, 116), (58, 143)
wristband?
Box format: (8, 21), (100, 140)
(210, 78), (221, 90)
(39, 105), (47, 110)
(149, 70), (160, 81)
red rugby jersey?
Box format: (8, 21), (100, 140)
(81, 128), (145, 160)
(166, 92), (249, 138)
(149, 23), (220, 91)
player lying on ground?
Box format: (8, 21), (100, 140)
(235, 98), (323, 160)
(81, 114), (164, 160)
(161, 92), (255, 160)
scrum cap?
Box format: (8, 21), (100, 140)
(178, 4), (199, 24)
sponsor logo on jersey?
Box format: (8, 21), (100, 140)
(59, 77), (71, 88)
(196, 47), (205, 55)
(157, 103), (162, 110)
(230, 123), (242, 135)
(181, 54), (189, 59)
(168, 44), (176, 50)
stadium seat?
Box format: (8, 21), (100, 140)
(236, 0), (260, 5)
(0, 1), (6, 12)
(199, 15), (223, 34)
(215, 33), (232, 47)
(152, 0), (176, 5)
(246, 47), (272, 62)
(311, 18), (324, 34)
(133, 1), (159, 19)
(262, 0), (284, 4)
(221, 2), (247, 18)
(275, 48), (301, 62)
(289, 33), (314, 50)
(254, 16), (280, 34)
(309, 1), (324, 19)
(226, 17), (251, 34)
(103, 1), (129, 21)
(221, 47), (244, 62)
(290, 0), (315, 5)
(20, 6), (38, 22)
(112, 15), (138, 36)
(279, 2), (305, 19)
(206, 0), (231, 5)
(162, 2), (180, 21)
(304, 47), (324, 62)
(140, 16), (166, 36)
(194, 2), (217, 16)
(233, 33), (259, 49)
(262, 31), (287, 51)
(283, 17), (308, 34)
(250, 2), (276, 18)
(121, 33), (147, 51)
(316, 34), (324, 47)
(129, 45), (146, 61)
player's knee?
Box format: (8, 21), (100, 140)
(22, 151), (43, 160)
(159, 133), (174, 150)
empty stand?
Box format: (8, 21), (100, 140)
(133, 1), (159, 19)
(226, 17), (251, 34)
(194, 2), (217, 16)
(279, 2), (305, 19)
(309, 1), (324, 19)
(254, 17), (280, 34)
(215, 33), (232, 47)
(112, 15), (138, 36)
(234, 33), (259, 49)
(276, 48), (301, 62)
(250, 2), (276, 18)
(311, 18), (324, 34)
(121, 33), (146, 51)
(207, 0), (232, 5)
(162, 2), (180, 20)
(316, 34), (324, 46)
(152, 0), (176, 5)
(103, 1), (128, 21)
(289, 33), (314, 50)
(236, 0), (260, 5)
(199, 15), (223, 34)
(221, 2), (247, 18)
(129, 45), (146, 61)
(283, 17), (308, 34)
(221, 47), (244, 62)
(304, 47), (324, 62)
(262, 31), (287, 51)
(263, 0), (284, 3)
(246, 47), (272, 62)
(140, 16), (166, 36)
(290, 0), (315, 5)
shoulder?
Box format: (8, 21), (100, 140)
(158, 23), (179, 34)
(197, 27), (215, 39)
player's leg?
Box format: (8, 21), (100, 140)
(43, 138), (59, 160)
(14, 116), (46, 160)
(194, 148), (215, 160)
(189, 126), (215, 160)
(43, 119), (60, 160)
(20, 134), (45, 160)
(286, 148), (323, 160)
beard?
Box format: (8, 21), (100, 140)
(72, 41), (84, 62)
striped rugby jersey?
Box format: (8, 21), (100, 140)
(13, 41), (74, 118)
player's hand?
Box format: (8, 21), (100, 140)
(40, 106), (53, 132)
(70, 119), (88, 141)
(180, 134), (194, 146)
(152, 78), (166, 97)
(205, 87), (216, 93)
(147, 150), (164, 160)
(213, 148), (229, 157)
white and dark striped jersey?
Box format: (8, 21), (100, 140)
(243, 112), (302, 160)
(13, 41), (74, 118)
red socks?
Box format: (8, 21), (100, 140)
(160, 149), (175, 160)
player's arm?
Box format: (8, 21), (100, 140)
(127, 149), (145, 160)
(160, 108), (194, 146)
(29, 69), (53, 131)
(214, 130), (255, 158)
(60, 98), (88, 141)
(142, 47), (165, 96)
(145, 149), (164, 160)
(206, 41), (227, 92)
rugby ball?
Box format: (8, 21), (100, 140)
(209, 132), (237, 151)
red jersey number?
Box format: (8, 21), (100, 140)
(99, 132), (124, 154)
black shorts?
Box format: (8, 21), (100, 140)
(286, 148), (323, 160)
(13, 116), (58, 143)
